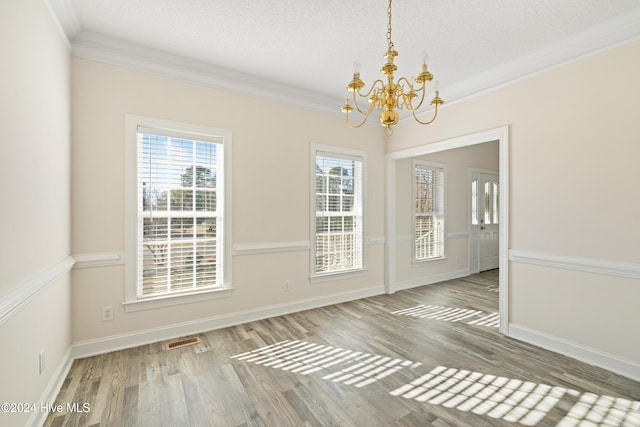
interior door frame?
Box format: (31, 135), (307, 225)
(385, 126), (510, 334)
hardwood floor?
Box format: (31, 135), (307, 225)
(45, 271), (640, 426)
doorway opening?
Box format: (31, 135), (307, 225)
(385, 126), (509, 334)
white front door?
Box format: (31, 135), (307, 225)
(471, 171), (499, 272)
(478, 173), (499, 271)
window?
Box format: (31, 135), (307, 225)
(125, 116), (232, 310)
(414, 160), (446, 261)
(312, 146), (365, 276)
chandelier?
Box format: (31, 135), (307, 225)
(341, 0), (444, 136)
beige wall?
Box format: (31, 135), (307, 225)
(0, 0), (72, 425)
(394, 144), (499, 285)
(388, 40), (640, 362)
(0, 0), (71, 291)
(2, 4), (639, 419)
(71, 58), (385, 343)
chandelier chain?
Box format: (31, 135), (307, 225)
(386, 0), (394, 52)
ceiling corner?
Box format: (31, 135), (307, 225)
(46, 0), (81, 45)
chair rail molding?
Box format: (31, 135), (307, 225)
(232, 241), (310, 256)
(509, 249), (640, 280)
(73, 252), (124, 269)
(0, 256), (75, 326)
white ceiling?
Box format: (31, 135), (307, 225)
(51, 0), (640, 115)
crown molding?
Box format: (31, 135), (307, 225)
(442, 8), (640, 105)
(48, 6), (640, 117)
(71, 31), (340, 117)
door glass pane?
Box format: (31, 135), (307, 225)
(484, 181), (491, 225)
(471, 179), (478, 225)
(493, 182), (499, 224)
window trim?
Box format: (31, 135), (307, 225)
(124, 115), (233, 312)
(310, 144), (367, 280)
(412, 159), (447, 263)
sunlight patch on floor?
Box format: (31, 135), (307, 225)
(557, 392), (640, 426)
(391, 365), (640, 426)
(231, 340), (420, 388)
(391, 304), (500, 328)
(233, 341), (640, 426)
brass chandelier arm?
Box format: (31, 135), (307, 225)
(345, 102), (376, 128)
(351, 95), (370, 115)
(410, 103), (440, 125)
(345, 94), (378, 128)
(396, 77), (429, 111)
(396, 76), (418, 91)
(363, 79), (386, 97)
(409, 87), (428, 111)
(351, 79), (386, 115)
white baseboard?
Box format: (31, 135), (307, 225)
(72, 284), (385, 359)
(392, 269), (471, 292)
(26, 347), (74, 427)
(509, 323), (640, 382)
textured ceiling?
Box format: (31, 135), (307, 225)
(57, 0), (640, 112)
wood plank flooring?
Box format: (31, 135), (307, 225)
(45, 271), (640, 426)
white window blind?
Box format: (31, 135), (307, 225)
(137, 129), (224, 298)
(314, 152), (363, 274)
(414, 161), (445, 261)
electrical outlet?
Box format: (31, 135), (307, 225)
(102, 305), (114, 321)
(39, 349), (46, 375)
(283, 280), (290, 292)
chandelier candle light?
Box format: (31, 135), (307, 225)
(341, 0), (444, 136)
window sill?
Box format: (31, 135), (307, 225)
(123, 286), (234, 312)
(310, 268), (367, 284)
(412, 256), (448, 267)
